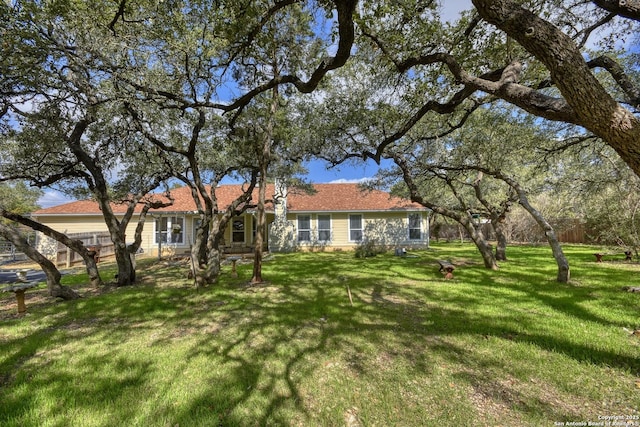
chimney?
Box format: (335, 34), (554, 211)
(273, 178), (288, 221)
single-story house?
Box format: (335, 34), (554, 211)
(31, 183), (430, 261)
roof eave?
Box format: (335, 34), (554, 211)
(288, 208), (430, 213)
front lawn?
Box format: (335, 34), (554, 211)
(1, 244), (639, 426)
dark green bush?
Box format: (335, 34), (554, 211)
(354, 239), (385, 258)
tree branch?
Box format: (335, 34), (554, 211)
(575, 12), (615, 49)
(108, 0), (128, 36)
(591, 0), (640, 21)
(223, 0), (301, 68)
(117, 0), (357, 116)
(588, 55), (640, 108)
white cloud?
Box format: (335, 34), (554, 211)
(38, 191), (74, 208)
(327, 177), (374, 184)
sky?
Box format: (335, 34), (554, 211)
(298, 157), (393, 185)
(295, 1), (473, 184)
(37, 160), (389, 208)
(34, 0), (637, 208)
(37, 2), (474, 209)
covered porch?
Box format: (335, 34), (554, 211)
(219, 211), (274, 255)
(150, 211), (274, 258)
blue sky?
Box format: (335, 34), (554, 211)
(37, 3), (472, 208)
(299, 157), (395, 185)
(38, 0), (632, 207)
(43, 1), (636, 207)
(38, 158), (394, 208)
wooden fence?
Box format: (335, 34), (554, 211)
(431, 218), (587, 244)
(56, 233), (115, 267)
(555, 221), (586, 244)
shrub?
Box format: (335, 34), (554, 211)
(354, 239), (385, 258)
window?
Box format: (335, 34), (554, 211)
(155, 216), (184, 244)
(408, 213), (422, 240)
(349, 214), (363, 242)
(297, 215), (311, 241)
(232, 218), (245, 243)
(317, 215), (331, 241)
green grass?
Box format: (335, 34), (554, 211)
(1, 243), (639, 426)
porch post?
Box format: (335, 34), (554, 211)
(425, 211), (430, 248)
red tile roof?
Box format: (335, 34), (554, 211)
(286, 184), (422, 211)
(32, 183), (424, 215)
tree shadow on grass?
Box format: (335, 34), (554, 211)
(0, 326), (155, 425)
(171, 272), (638, 424)
(447, 254), (639, 330)
(1, 251), (639, 426)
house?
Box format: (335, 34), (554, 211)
(30, 183), (429, 261)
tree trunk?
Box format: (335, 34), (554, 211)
(251, 67), (278, 284)
(450, 165), (570, 283)
(203, 215), (223, 284)
(251, 143), (270, 284)
(114, 240), (136, 286)
(183, 175), (258, 286)
(2, 208), (104, 286)
(205, 245), (222, 282)
(470, 174), (512, 262)
(475, 238), (498, 269)
(0, 223), (79, 299)
(190, 212), (212, 287)
(394, 155), (498, 270)
(83, 255), (102, 288)
(127, 201), (169, 284)
(100, 200), (142, 287)
(251, 176), (267, 284)
(495, 234), (507, 261)
(472, 0), (640, 178)
(493, 217), (508, 261)
(66, 122), (136, 286)
(517, 190), (570, 283)
(95, 206), (135, 286)
(42, 262), (78, 299)
(466, 220), (499, 270)
(191, 215), (224, 286)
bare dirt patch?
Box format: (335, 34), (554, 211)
(1, 287), (53, 320)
